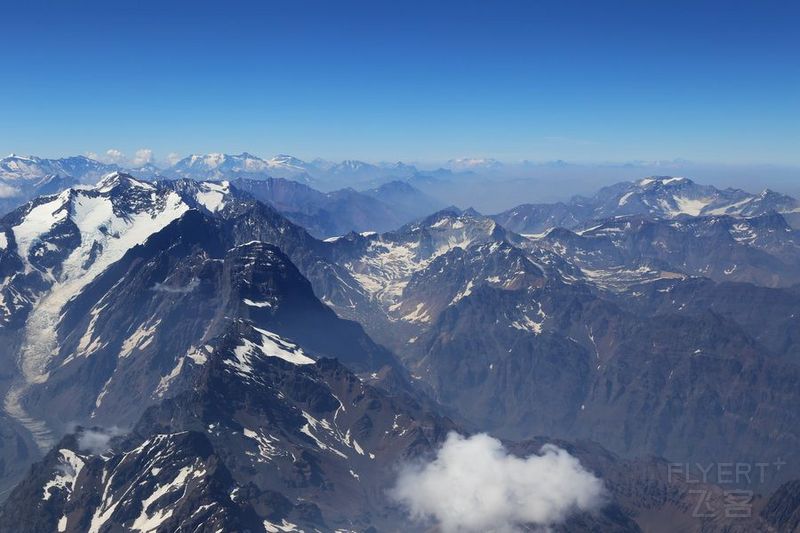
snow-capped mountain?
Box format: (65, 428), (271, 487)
(163, 153), (430, 190)
(0, 154), (117, 183)
(0, 155), (122, 216)
(322, 208), (523, 332)
(591, 176), (800, 220)
(494, 176), (800, 234)
(0, 173), (191, 330)
(166, 152), (313, 183)
(532, 211), (800, 290)
(323, 159), (379, 178)
(318, 208), (572, 354)
(0, 174), (397, 437)
(314, 205), (800, 491)
(0, 173), (454, 529)
(0, 311), (447, 531)
(0, 152), (444, 219)
(263, 153), (317, 178)
(0, 175), (407, 512)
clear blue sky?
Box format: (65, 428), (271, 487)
(1, 0), (798, 165)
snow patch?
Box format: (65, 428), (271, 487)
(195, 181), (229, 212)
(42, 449), (85, 501)
(243, 298), (273, 308)
(229, 327), (314, 377)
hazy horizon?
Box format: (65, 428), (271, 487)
(2, 0), (798, 167)
(4, 150), (798, 213)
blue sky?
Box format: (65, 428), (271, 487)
(1, 0), (798, 166)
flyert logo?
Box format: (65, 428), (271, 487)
(668, 460), (787, 519)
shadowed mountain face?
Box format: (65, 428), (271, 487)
(0, 175), (397, 495)
(532, 212), (800, 289)
(230, 177), (444, 239)
(0, 181), (400, 432)
(0, 317), (457, 532)
(2, 319), (788, 532)
(2, 172), (800, 532)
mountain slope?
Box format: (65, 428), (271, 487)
(532, 212), (800, 289)
(0, 315), (457, 531)
(361, 180), (444, 222)
(3, 178), (800, 531)
(5, 205), (400, 438)
(0, 155), (119, 216)
(3, 315), (780, 532)
(230, 177), (442, 238)
(0, 175), (393, 495)
(318, 207), (800, 489)
(0, 155), (117, 184)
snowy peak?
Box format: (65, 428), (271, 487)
(407, 207), (508, 250)
(266, 153), (310, 171)
(328, 206), (526, 326)
(597, 176), (723, 217)
(168, 153), (315, 183)
(6, 202), (397, 419)
(94, 171), (155, 193)
(495, 175), (800, 235)
(600, 175), (800, 220)
(536, 210), (800, 290)
(173, 152), (266, 174)
(0, 155), (119, 215)
(0, 154), (116, 183)
(262, 154), (316, 181)
(635, 176), (692, 187)
(0, 176), (190, 327)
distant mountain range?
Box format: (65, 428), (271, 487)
(0, 154), (446, 238)
(0, 152), (440, 191)
(231, 177), (444, 238)
(4, 154), (799, 230)
(494, 175), (800, 233)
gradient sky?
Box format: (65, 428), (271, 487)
(1, 0), (798, 165)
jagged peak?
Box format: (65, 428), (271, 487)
(635, 176), (693, 187)
(95, 171), (155, 192)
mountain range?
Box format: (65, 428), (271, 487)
(494, 176), (800, 234)
(1, 169), (800, 531)
(0, 154), (446, 239)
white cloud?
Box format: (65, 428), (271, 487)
(104, 148), (126, 164)
(151, 278), (200, 294)
(390, 432), (606, 533)
(166, 152), (182, 166)
(77, 427), (125, 454)
(131, 148), (154, 167)
(0, 182), (21, 198)
(86, 148), (160, 168)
